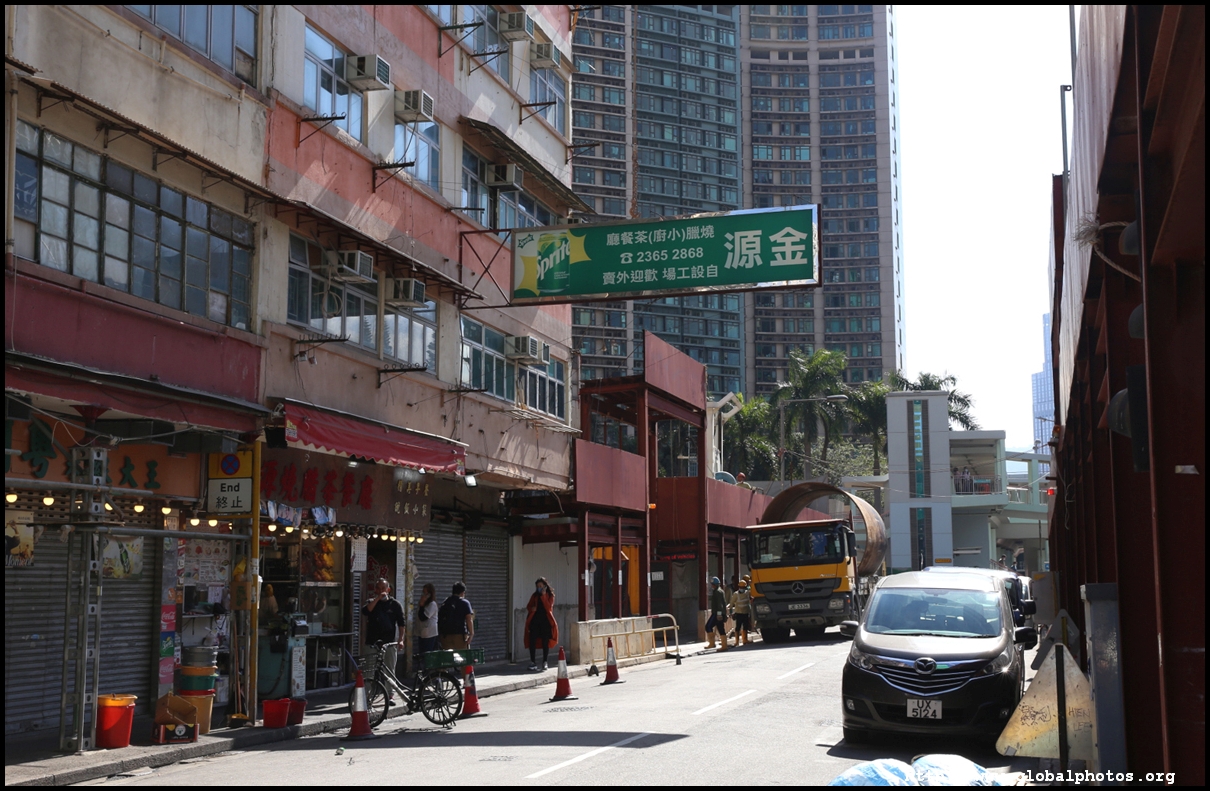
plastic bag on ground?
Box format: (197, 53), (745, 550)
(829, 758), (919, 786)
(911, 754), (995, 786)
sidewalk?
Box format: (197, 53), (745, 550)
(4, 643), (706, 787)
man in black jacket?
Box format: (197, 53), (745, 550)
(363, 578), (406, 677)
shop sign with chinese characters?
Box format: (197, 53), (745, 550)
(512, 205), (818, 304)
(259, 448), (430, 531)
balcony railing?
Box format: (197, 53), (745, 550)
(952, 475), (1002, 496)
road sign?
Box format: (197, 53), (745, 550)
(209, 451), (252, 479)
(207, 478), (252, 513)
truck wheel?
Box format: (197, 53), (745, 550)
(761, 627), (791, 644)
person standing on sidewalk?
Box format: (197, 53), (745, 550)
(363, 578), (406, 676)
(705, 576), (729, 651)
(730, 579), (753, 646)
(416, 582), (440, 655)
(437, 581), (475, 650)
(525, 577), (558, 671)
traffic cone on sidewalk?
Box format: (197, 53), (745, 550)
(548, 646), (578, 701)
(343, 669), (380, 741)
(460, 664), (485, 718)
(601, 637), (624, 685)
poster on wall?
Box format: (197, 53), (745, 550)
(100, 535), (144, 579)
(5, 511), (37, 568)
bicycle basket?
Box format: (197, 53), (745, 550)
(422, 648), (485, 670)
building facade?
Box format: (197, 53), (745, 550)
(1030, 312), (1054, 450)
(6, 3), (580, 742)
(742, 4), (904, 395)
(570, 5), (745, 396)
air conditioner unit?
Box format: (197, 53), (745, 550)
(346, 54), (391, 91)
(530, 43), (563, 69)
(384, 277), (427, 308)
(486, 164), (524, 191)
(505, 335), (549, 365)
(395, 89), (435, 123)
(321, 250), (375, 283)
(500, 12), (535, 41)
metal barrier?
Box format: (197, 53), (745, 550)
(585, 613), (682, 666)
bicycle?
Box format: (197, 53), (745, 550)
(350, 642), (464, 728)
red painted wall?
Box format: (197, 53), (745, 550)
(573, 440), (648, 512)
(643, 332), (706, 409)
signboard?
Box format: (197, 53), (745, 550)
(208, 478), (252, 513)
(5, 511), (37, 568)
(512, 205), (818, 304)
(209, 451), (252, 479)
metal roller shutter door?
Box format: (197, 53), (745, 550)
(411, 524), (465, 613)
(465, 527), (509, 662)
(4, 495), (160, 735)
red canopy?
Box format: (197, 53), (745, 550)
(283, 401), (465, 474)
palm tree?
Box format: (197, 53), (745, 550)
(890, 371), (980, 430)
(846, 380), (890, 510)
(722, 393), (778, 480)
(772, 348), (847, 480)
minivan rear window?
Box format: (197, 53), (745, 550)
(865, 588), (1002, 637)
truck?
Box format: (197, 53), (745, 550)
(746, 483), (887, 642)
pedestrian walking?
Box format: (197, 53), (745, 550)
(437, 581), (475, 650)
(362, 578), (406, 677)
(705, 576), (729, 651)
(416, 582), (439, 655)
(525, 577), (558, 671)
(730, 579), (753, 646)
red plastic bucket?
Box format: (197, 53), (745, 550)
(96, 694), (137, 749)
(287, 698), (307, 726)
(263, 698), (291, 728)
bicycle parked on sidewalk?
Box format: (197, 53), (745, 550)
(350, 641), (473, 727)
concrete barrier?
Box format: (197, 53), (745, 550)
(567, 617), (659, 665)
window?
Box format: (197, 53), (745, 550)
(866, 343), (881, 358)
(862, 168), (877, 183)
(602, 171), (625, 188)
(129, 5), (257, 83)
(602, 142), (624, 159)
(603, 6), (625, 22)
(758, 318), (777, 333)
(461, 317), (515, 400)
(602, 60), (624, 77)
(574, 167), (595, 184)
(498, 190), (553, 232)
(753, 145), (773, 160)
(602, 32), (624, 49)
(819, 25), (840, 39)
(574, 28), (594, 46)
(530, 67), (567, 135)
(753, 169), (774, 184)
(867, 317), (881, 332)
(464, 5), (510, 81)
(394, 121), (440, 192)
(461, 147), (490, 221)
(303, 26), (364, 141)
(865, 293), (880, 307)
(602, 87), (626, 104)
(752, 72), (772, 87)
(751, 24), (771, 39)
(522, 358), (567, 419)
(575, 56), (594, 74)
(601, 114), (624, 132)
(757, 344), (777, 358)
(601, 198), (625, 215)
(573, 111), (595, 129)
(15, 121), (254, 329)
(780, 145), (809, 161)
(573, 83), (595, 102)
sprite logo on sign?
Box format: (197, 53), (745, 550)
(536, 232), (570, 294)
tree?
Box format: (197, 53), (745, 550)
(847, 380), (890, 476)
(722, 393), (778, 481)
(890, 371), (980, 430)
(773, 349), (847, 480)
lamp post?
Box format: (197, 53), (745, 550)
(778, 394), (849, 485)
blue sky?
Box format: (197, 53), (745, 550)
(896, 6), (1075, 450)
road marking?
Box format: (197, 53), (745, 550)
(777, 661), (817, 680)
(524, 731), (653, 779)
(692, 689), (758, 715)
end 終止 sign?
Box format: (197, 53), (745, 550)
(512, 205), (818, 304)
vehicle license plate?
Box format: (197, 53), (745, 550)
(787, 603), (811, 610)
(907, 698), (941, 719)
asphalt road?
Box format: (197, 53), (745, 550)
(81, 631), (1037, 786)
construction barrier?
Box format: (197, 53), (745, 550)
(343, 670), (379, 741)
(548, 647), (577, 702)
(460, 665), (484, 718)
(600, 637), (623, 685)
(585, 612), (682, 668)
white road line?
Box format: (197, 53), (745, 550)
(691, 689), (758, 715)
(777, 661), (817, 680)
(524, 731), (653, 779)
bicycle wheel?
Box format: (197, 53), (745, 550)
(418, 670), (463, 726)
(354, 677), (391, 728)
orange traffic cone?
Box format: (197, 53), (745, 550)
(548, 646), (578, 702)
(343, 669), (380, 741)
(601, 637), (624, 685)
(460, 664), (485, 718)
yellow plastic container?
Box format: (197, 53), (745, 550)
(180, 665), (219, 677)
(97, 694), (138, 707)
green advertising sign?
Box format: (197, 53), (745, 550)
(512, 205), (818, 304)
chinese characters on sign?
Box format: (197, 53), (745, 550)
(513, 205), (818, 303)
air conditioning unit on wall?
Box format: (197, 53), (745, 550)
(530, 43), (563, 69)
(346, 55), (391, 90)
(500, 12), (535, 41)
(384, 277), (427, 308)
(486, 164), (524, 191)
(395, 90), (435, 123)
(505, 335), (550, 365)
(321, 250), (375, 283)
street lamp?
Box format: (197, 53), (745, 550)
(778, 395), (849, 485)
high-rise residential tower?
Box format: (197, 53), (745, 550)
(570, 5), (745, 395)
(742, 4), (904, 394)
(1032, 313), (1054, 450)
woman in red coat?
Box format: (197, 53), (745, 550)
(525, 577), (558, 671)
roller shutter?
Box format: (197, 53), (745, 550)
(464, 526), (509, 662)
(411, 524), (465, 615)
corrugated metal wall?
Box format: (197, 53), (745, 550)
(465, 527), (509, 662)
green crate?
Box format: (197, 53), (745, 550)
(422, 648), (484, 670)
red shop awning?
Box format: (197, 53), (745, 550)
(282, 401), (465, 474)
